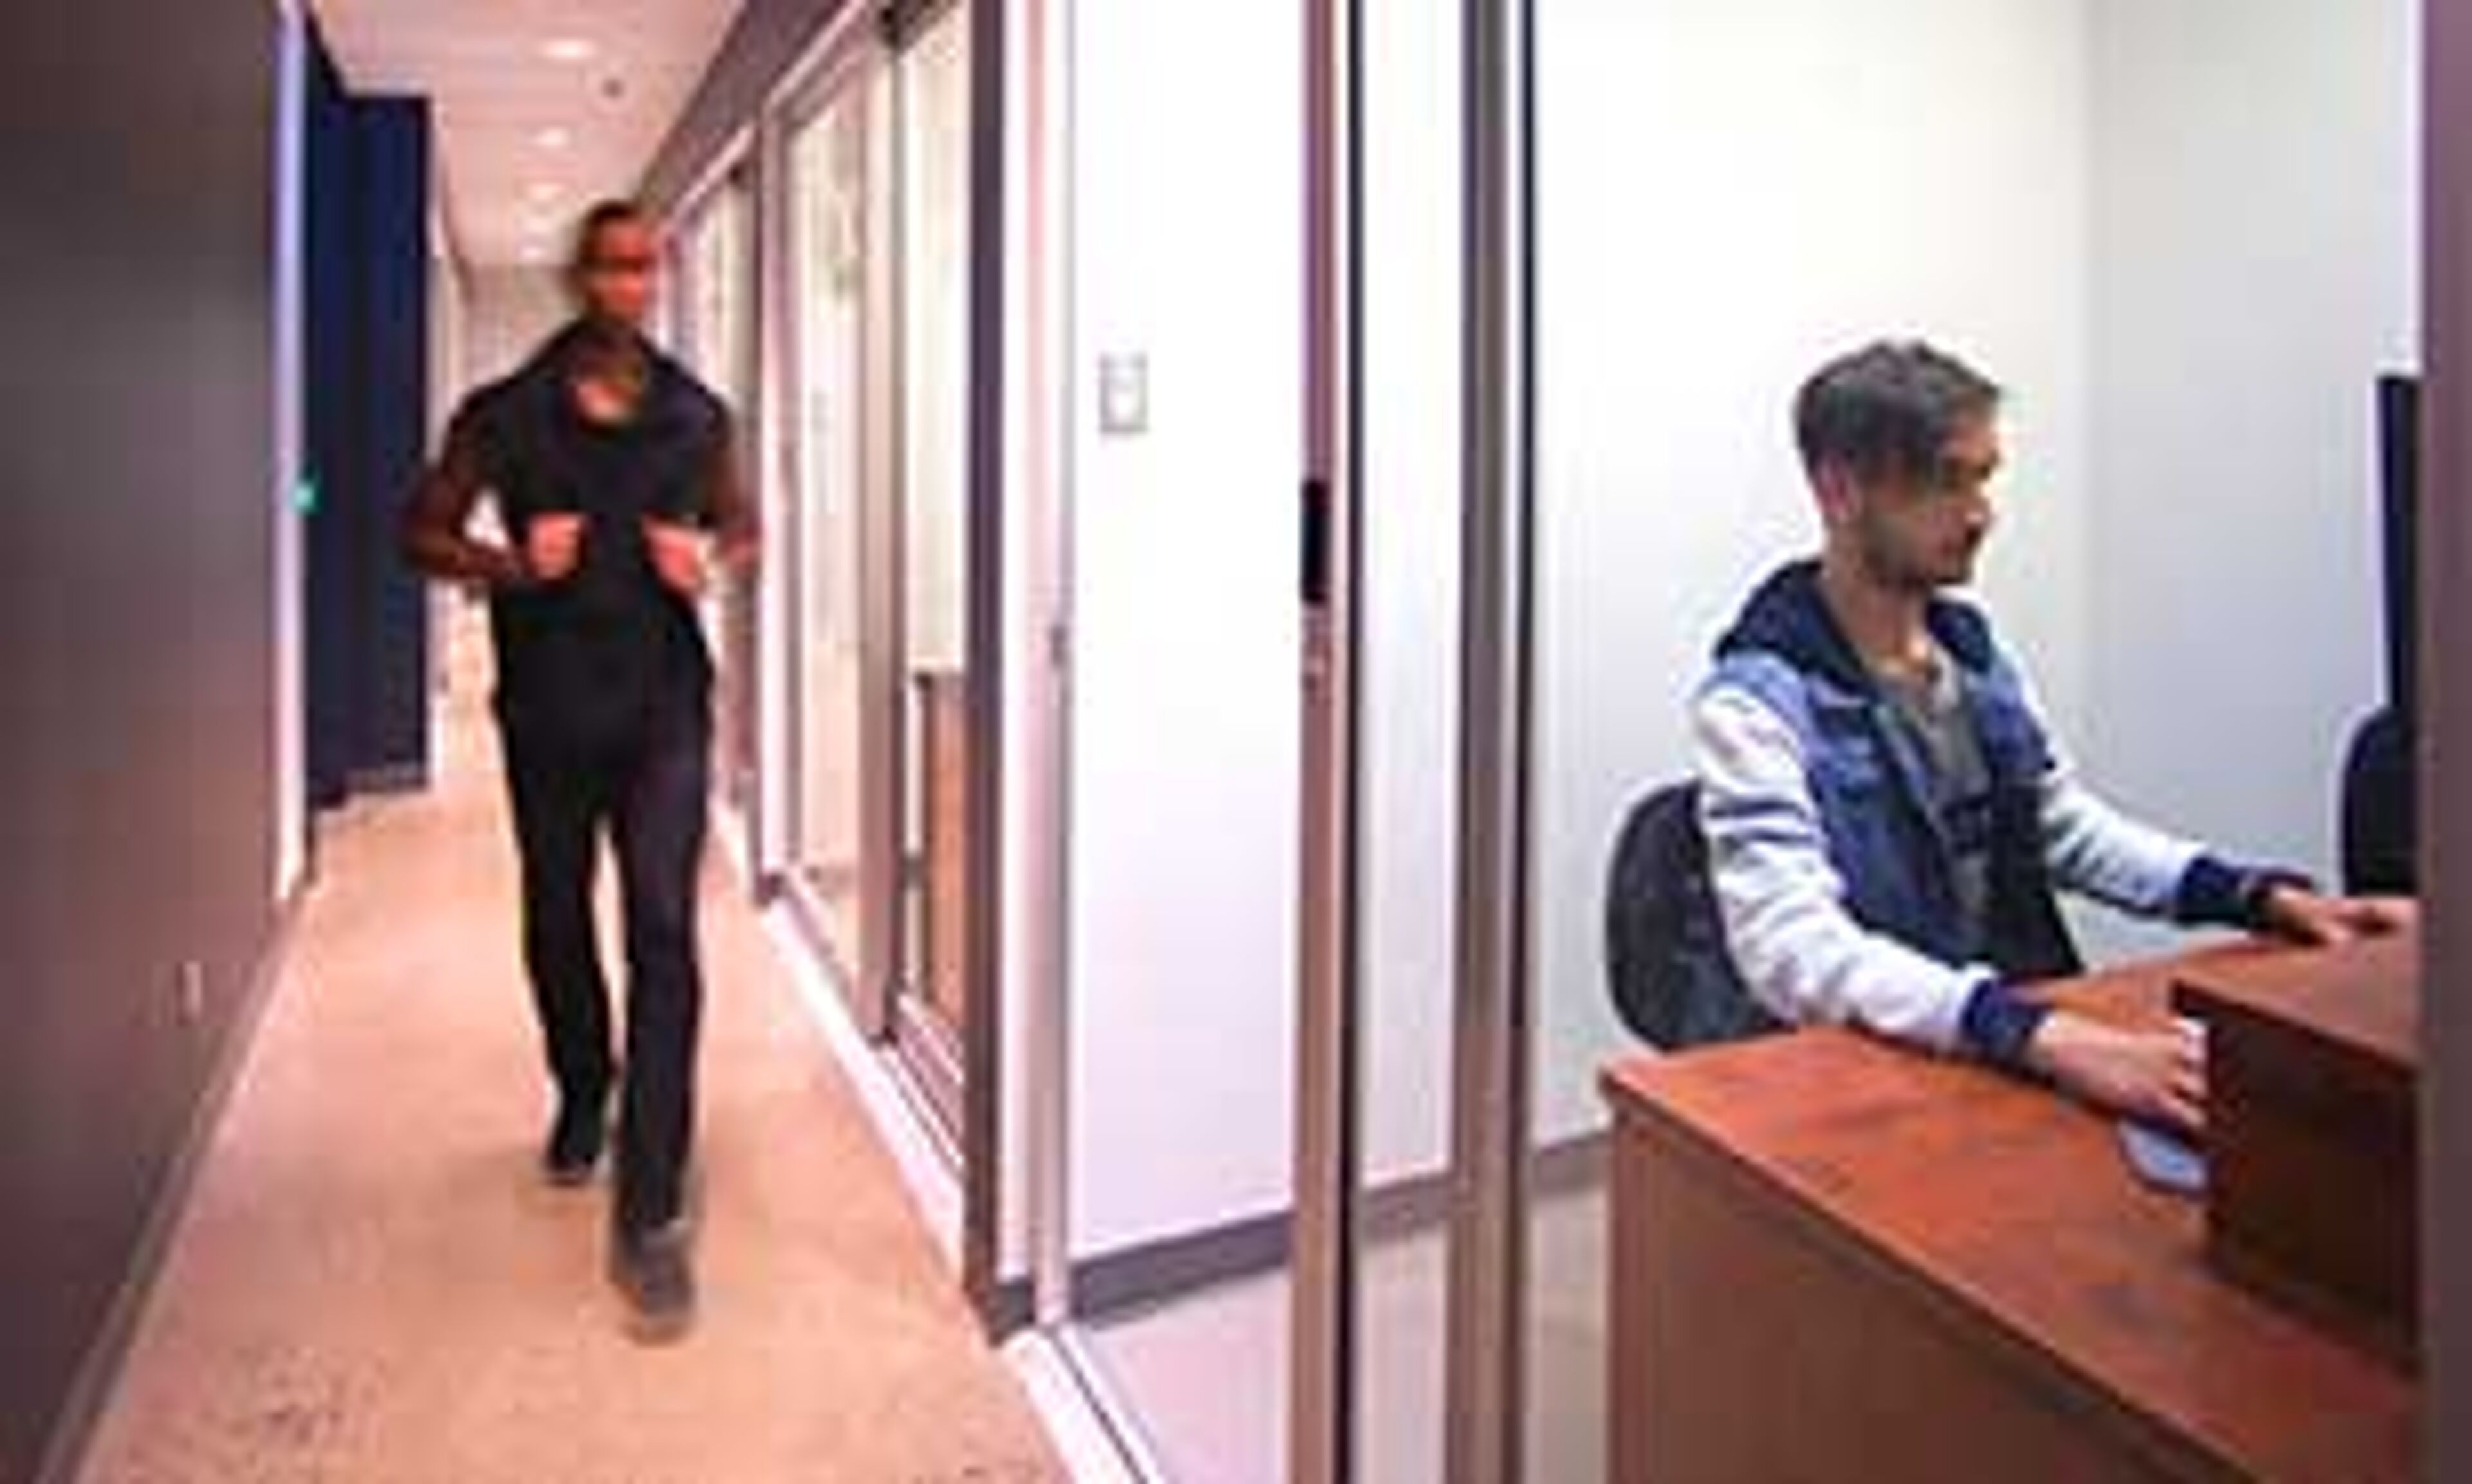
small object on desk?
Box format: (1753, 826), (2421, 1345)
(2117, 1119), (2206, 1195)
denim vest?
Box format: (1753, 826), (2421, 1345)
(1709, 563), (2081, 986)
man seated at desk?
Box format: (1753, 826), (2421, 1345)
(1692, 339), (2413, 1134)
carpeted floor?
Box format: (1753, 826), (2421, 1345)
(75, 625), (1063, 1484)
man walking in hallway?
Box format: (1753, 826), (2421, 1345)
(401, 199), (757, 1340)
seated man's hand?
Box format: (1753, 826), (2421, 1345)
(2024, 1010), (2205, 1135)
(2258, 886), (2419, 947)
(642, 518), (710, 598)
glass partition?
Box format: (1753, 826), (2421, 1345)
(677, 173), (759, 810)
(890, 0), (975, 1131)
(786, 74), (879, 980)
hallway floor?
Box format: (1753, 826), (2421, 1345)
(76, 615), (1063, 1484)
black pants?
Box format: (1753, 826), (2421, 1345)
(499, 694), (710, 1234)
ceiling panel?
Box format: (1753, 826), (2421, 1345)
(315, 0), (742, 267)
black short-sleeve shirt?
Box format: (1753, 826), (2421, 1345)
(454, 324), (731, 745)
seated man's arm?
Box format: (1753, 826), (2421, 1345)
(2040, 753), (2416, 941)
(1995, 656), (2215, 918)
(2027, 692), (2408, 1126)
(1693, 682), (1996, 1054)
(2012, 657), (2357, 932)
(1699, 683), (2205, 1129)
(706, 413), (761, 571)
(2037, 763), (2209, 918)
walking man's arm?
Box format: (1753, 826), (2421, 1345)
(644, 411), (759, 598)
(706, 413), (760, 571)
(402, 403), (582, 588)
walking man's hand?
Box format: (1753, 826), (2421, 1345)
(524, 514), (586, 584)
(643, 519), (710, 598)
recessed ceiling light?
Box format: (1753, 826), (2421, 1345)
(536, 127), (572, 151)
(541, 37), (597, 64)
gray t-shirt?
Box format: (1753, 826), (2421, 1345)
(1874, 646), (1994, 956)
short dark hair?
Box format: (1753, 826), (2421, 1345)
(1793, 340), (2001, 485)
(570, 198), (651, 274)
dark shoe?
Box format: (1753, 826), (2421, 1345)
(542, 1098), (607, 1188)
(609, 1217), (697, 1344)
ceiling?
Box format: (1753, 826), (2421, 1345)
(315, 0), (744, 268)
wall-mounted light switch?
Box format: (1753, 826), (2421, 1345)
(176, 961), (207, 1026)
(1098, 353), (1150, 438)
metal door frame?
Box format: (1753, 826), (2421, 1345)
(1291, 0), (1364, 1476)
(1441, 2), (1536, 1477)
(1016, 0), (1076, 1340)
(1293, 0), (1536, 1479)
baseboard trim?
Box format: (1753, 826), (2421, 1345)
(992, 1133), (1609, 1332)
(36, 885), (310, 1484)
(1000, 1330), (1149, 1484)
(760, 904), (967, 1268)
(1045, 1326), (1178, 1483)
(344, 760), (429, 797)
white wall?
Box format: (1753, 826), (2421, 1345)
(1528, 0), (2094, 1142)
(2074, 0), (2420, 960)
(1065, 0), (1302, 1254)
(462, 265), (569, 385)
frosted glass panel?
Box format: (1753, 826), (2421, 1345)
(789, 87), (874, 963)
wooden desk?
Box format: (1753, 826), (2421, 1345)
(1602, 948), (2418, 1483)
